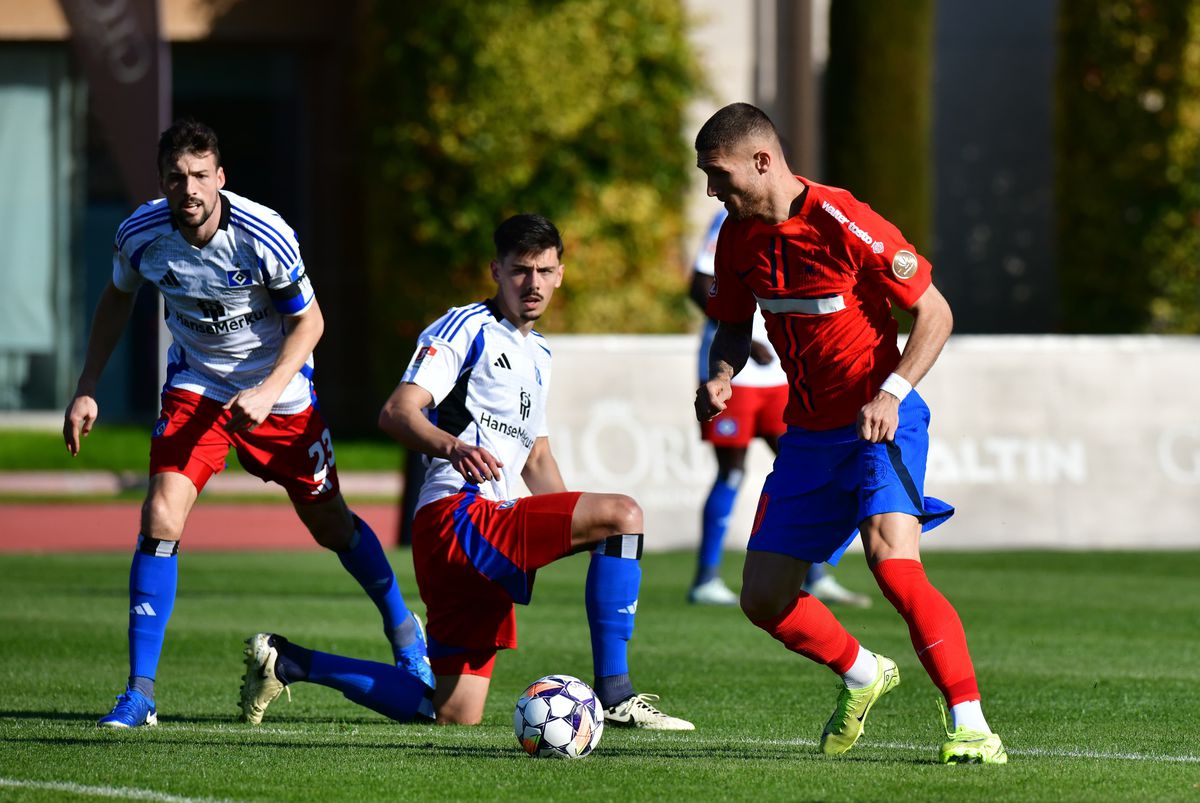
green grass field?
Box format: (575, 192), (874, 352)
(1, 549), (1197, 802)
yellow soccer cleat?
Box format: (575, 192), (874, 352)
(819, 654), (900, 756)
(938, 700), (1008, 764)
(238, 633), (291, 725)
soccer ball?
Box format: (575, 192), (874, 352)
(513, 674), (604, 759)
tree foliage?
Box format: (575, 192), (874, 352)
(1057, 0), (1200, 332)
(356, 0), (700, 368)
(823, 0), (934, 252)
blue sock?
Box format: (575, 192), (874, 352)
(127, 535), (179, 692)
(337, 515), (414, 657)
(306, 648), (431, 721)
(586, 534), (642, 705)
(696, 469), (742, 586)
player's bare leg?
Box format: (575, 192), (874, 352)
(295, 492), (432, 688)
(860, 512), (1005, 762)
(140, 471), (200, 541)
(433, 674), (491, 725)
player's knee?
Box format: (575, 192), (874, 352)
(739, 584), (790, 625)
(607, 494), (643, 536)
(140, 494), (185, 540)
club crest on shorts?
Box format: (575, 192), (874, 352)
(716, 419), (738, 437)
(152, 417), (168, 437)
(891, 250), (918, 280)
(498, 499), (517, 510)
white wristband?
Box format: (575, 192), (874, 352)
(879, 372), (912, 402)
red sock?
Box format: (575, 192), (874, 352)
(752, 592), (860, 674)
(872, 558), (980, 705)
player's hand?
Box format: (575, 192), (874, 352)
(749, 340), (773, 365)
(857, 392), (900, 443)
(449, 442), (504, 485)
(695, 378), (733, 422)
(63, 395), (99, 456)
(223, 386), (278, 432)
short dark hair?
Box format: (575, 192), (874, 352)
(157, 118), (221, 175)
(694, 102), (779, 153)
(493, 214), (564, 261)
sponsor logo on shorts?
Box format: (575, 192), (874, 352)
(872, 241), (885, 254)
(891, 250), (919, 280)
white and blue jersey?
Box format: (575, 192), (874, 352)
(112, 190), (316, 414)
(402, 300), (553, 510)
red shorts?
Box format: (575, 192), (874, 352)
(411, 490), (581, 660)
(700, 384), (788, 447)
(149, 388), (340, 504)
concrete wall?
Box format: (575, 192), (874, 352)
(542, 335), (1200, 553)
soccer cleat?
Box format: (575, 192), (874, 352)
(97, 688), (157, 729)
(804, 573), (873, 608)
(819, 654), (900, 755)
(394, 612), (436, 691)
(603, 693), (695, 730)
(939, 701), (1007, 764)
(239, 633), (291, 725)
(940, 727), (1008, 764)
(687, 576), (739, 606)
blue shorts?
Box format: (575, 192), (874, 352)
(747, 391), (953, 565)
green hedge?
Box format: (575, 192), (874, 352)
(822, 0), (934, 252)
(1057, 0), (1200, 332)
(356, 0), (700, 377)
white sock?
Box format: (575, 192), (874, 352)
(841, 646), (879, 689)
(950, 699), (990, 733)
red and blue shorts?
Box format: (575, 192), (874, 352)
(411, 490), (581, 676)
(748, 392), (954, 565)
(700, 384), (788, 448)
(149, 388), (340, 504)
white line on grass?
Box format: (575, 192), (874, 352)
(0, 777), (245, 803)
(617, 733), (1200, 765)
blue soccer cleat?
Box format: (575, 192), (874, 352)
(97, 688), (158, 729)
(394, 612), (436, 691)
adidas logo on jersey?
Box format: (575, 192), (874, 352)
(493, 353), (512, 369)
(131, 603), (158, 616)
(159, 269), (181, 288)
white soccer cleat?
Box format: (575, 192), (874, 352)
(239, 633), (290, 725)
(805, 574), (873, 608)
(687, 577), (739, 606)
(603, 694), (695, 730)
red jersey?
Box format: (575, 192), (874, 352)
(707, 177), (933, 430)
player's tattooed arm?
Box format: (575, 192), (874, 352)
(695, 317), (752, 422)
(379, 381), (504, 483)
(64, 281), (137, 455)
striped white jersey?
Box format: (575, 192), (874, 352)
(112, 190), (317, 414)
(695, 208), (786, 388)
(402, 300), (553, 510)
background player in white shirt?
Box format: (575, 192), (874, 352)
(63, 119), (431, 729)
(688, 208), (871, 608)
(238, 215), (694, 730)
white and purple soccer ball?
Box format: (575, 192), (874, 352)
(513, 674), (604, 759)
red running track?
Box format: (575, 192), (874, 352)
(0, 503), (402, 552)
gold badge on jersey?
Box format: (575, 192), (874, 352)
(891, 250), (918, 280)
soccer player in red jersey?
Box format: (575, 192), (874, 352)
(693, 103), (1007, 764)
